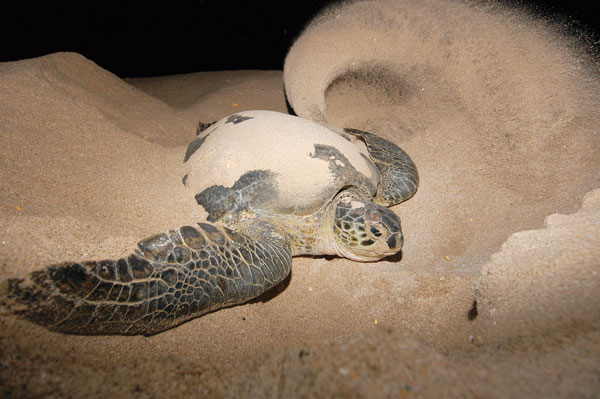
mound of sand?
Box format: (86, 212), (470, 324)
(474, 188), (600, 348)
(1, 1), (599, 397)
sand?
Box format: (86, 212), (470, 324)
(1, 0), (599, 397)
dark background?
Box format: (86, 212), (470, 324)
(2, 0), (598, 78)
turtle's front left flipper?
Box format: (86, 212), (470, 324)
(0, 223), (291, 335)
(344, 128), (419, 206)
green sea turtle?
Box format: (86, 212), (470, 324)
(1, 110), (418, 335)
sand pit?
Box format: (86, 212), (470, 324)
(1, 0), (599, 397)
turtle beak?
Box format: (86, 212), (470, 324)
(386, 232), (404, 254)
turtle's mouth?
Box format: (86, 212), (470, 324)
(334, 227), (404, 262)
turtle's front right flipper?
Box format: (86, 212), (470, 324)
(0, 223), (291, 336)
(344, 128), (419, 206)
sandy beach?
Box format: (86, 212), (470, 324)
(1, 1), (599, 397)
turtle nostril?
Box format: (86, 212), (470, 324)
(386, 234), (396, 250)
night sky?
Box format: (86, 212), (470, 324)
(2, 0), (598, 78)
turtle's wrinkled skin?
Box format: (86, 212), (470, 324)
(1, 111), (418, 336)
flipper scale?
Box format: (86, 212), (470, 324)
(1, 223), (291, 335)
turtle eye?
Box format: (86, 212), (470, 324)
(370, 226), (382, 237)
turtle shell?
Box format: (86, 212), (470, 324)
(183, 110), (380, 220)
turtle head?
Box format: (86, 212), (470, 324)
(332, 197), (403, 261)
